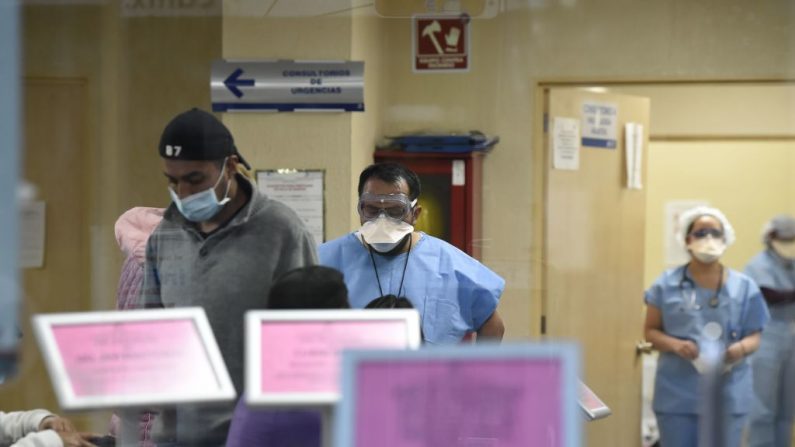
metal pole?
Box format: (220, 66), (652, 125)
(0, 0), (21, 384)
(698, 322), (726, 447)
(322, 406), (335, 447)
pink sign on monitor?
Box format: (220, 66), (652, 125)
(354, 359), (564, 447)
(259, 320), (409, 394)
(52, 319), (220, 397)
(33, 308), (235, 410)
(578, 381), (612, 420)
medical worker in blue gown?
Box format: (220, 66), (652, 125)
(745, 214), (795, 447)
(318, 162), (505, 344)
(644, 206), (769, 447)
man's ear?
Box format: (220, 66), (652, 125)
(226, 156), (240, 178)
(411, 205), (422, 224)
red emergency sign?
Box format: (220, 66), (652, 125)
(413, 15), (470, 72)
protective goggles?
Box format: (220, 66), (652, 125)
(357, 193), (417, 221)
(690, 228), (724, 239)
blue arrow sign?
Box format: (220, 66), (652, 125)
(223, 68), (254, 98)
(211, 60), (365, 112)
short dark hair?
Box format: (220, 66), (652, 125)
(365, 295), (424, 342)
(357, 162), (421, 201)
(267, 266), (350, 310)
(364, 294), (415, 309)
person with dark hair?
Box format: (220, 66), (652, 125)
(319, 162), (505, 345)
(744, 214), (795, 447)
(366, 295), (426, 342)
(225, 265), (349, 447)
(134, 108), (317, 445)
(364, 294), (414, 309)
(267, 265), (349, 310)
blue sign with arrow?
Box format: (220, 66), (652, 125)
(223, 68), (255, 98)
(211, 60), (364, 112)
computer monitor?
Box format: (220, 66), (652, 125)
(245, 309), (421, 407)
(578, 380), (612, 421)
(32, 307), (235, 410)
(336, 343), (581, 447)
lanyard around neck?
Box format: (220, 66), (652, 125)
(367, 235), (412, 298)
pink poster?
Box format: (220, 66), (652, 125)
(52, 320), (220, 397)
(259, 320), (409, 394)
(353, 359), (565, 447)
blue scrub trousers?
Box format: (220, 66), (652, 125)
(747, 320), (795, 447)
(656, 413), (745, 447)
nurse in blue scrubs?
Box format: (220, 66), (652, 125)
(745, 214), (795, 447)
(643, 206), (769, 447)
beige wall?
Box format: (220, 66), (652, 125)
(605, 83), (795, 287)
(351, 14), (388, 228)
(370, 1), (795, 338)
(644, 140), (795, 287)
(221, 15), (356, 241)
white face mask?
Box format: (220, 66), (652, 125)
(771, 240), (795, 260)
(688, 236), (726, 264)
(359, 215), (414, 253)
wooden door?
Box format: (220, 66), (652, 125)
(541, 88), (650, 447)
(0, 79), (91, 425)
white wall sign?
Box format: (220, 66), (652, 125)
(581, 101), (618, 149)
(19, 201), (45, 268)
(552, 116), (580, 170)
(624, 122), (644, 189)
(257, 170), (325, 244)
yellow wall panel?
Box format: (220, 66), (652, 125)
(644, 140), (795, 288)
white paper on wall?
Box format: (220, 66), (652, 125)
(19, 201), (45, 268)
(624, 122), (644, 189)
(552, 116), (580, 170)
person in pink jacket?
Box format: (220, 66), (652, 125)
(109, 207), (164, 445)
(113, 207), (164, 310)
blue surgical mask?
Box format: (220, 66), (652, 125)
(169, 160), (231, 222)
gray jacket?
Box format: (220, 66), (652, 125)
(137, 176), (317, 445)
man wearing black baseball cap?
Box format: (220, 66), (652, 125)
(133, 108), (317, 446)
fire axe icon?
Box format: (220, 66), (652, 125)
(422, 20), (461, 54)
(422, 20), (444, 54)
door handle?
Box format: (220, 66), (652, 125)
(636, 340), (653, 356)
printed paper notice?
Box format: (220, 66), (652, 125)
(20, 201), (45, 268)
(552, 117), (580, 170)
(257, 170), (324, 244)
